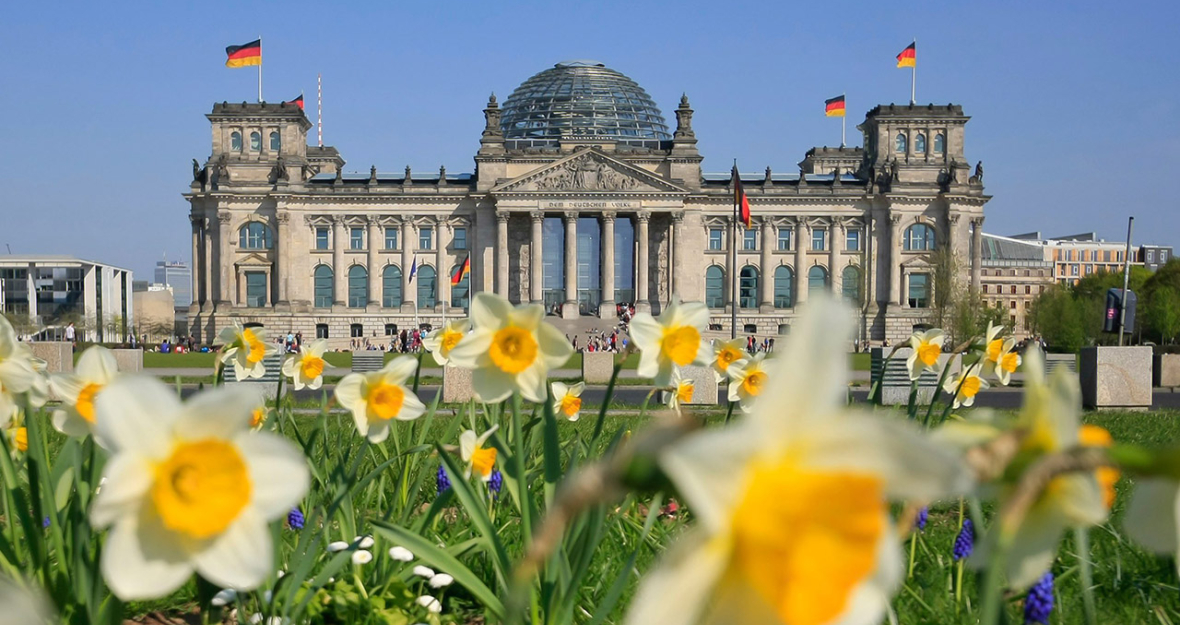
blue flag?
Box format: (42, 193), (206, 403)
(408, 257), (417, 283)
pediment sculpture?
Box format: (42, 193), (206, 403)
(532, 155), (646, 192)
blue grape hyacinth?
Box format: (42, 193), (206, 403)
(953, 518), (974, 561)
(287, 507), (305, 530)
(915, 507), (928, 532)
(489, 470), (503, 499)
(437, 465), (451, 494)
(1023, 571), (1055, 624)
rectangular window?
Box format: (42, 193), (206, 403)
(453, 227), (467, 250)
(1148, 250), (1155, 263)
(350, 227), (364, 250)
(982, 285), (988, 294)
(908, 273), (930, 308)
(1081, 250), (1089, 262)
(777, 227), (793, 251)
(315, 227), (329, 250)
(1071, 265), (1079, 276)
(384, 227), (398, 250)
(315, 324), (329, 339)
(845, 229), (862, 252)
(1086, 264), (1093, 274)
(811, 228), (827, 251)
(708, 228), (723, 251)
(419, 227), (433, 250)
(1010, 285), (1016, 294)
(245, 272), (267, 308)
(743, 228), (758, 251)
(1025, 285), (1031, 294)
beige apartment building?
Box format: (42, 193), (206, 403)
(979, 234), (1054, 337)
(184, 61), (990, 344)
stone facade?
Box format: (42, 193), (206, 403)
(185, 65), (988, 346)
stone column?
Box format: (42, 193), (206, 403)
(562, 212), (579, 318)
(794, 219), (808, 306)
(401, 220), (415, 310)
(759, 218), (773, 311)
(635, 211), (650, 311)
(217, 212), (233, 308)
(190, 216), (204, 308)
(496, 211), (510, 298)
(672, 211), (685, 298)
(275, 211), (290, 306)
(366, 217), (381, 306)
(203, 216), (214, 312)
(600, 211), (616, 318)
(332, 217), (347, 306)
(436, 222), (450, 310)
(971, 216), (984, 293)
(866, 213), (876, 307)
(889, 215), (902, 306)
(829, 220), (843, 295)
(530, 212), (544, 303)
(26, 264), (37, 320)
(723, 217), (733, 309)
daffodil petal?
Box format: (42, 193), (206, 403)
(397, 392), (427, 421)
(1124, 478), (1180, 557)
(193, 509), (272, 590)
(447, 328), (493, 368)
(660, 423), (758, 532)
(334, 374), (364, 411)
(624, 528), (728, 625)
(90, 454), (154, 528)
(77, 346), (119, 383)
(366, 420), (391, 444)
(757, 297), (851, 427)
(472, 367), (514, 404)
(537, 321), (574, 369)
(381, 356), (419, 385)
(508, 303), (544, 331)
(51, 408), (90, 438)
(101, 515), (194, 601)
(1000, 499), (1070, 590)
(173, 386), (257, 441)
(471, 292), (511, 330)
(627, 314), (662, 352)
(93, 376), (178, 457)
(516, 365), (546, 404)
(828, 519), (903, 625)
(236, 434), (310, 519)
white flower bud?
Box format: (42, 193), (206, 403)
(352, 550), (373, 565)
(354, 535), (375, 549)
(412, 565), (435, 578)
(429, 574), (454, 588)
(389, 546), (414, 561)
(326, 541), (349, 553)
(415, 595), (442, 613)
(211, 588), (237, 607)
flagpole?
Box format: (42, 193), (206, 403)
(317, 73), (323, 147)
(730, 161), (738, 340)
(910, 38), (916, 105)
(258, 36), (263, 102)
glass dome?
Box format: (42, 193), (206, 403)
(500, 61), (671, 144)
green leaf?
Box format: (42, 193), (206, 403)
(53, 466), (74, 513)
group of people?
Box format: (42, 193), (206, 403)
(570, 328), (628, 353)
(746, 335), (776, 354)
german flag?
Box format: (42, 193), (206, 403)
(825, 95), (846, 117)
(284, 94), (304, 109)
(451, 255), (470, 286)
(731, 166), (751, 228)
(896, 42), (916, 68)
(225, 39), (262, 68)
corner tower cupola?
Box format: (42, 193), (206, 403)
(205, 101), (312, 185)
(858, 103), (969, 185)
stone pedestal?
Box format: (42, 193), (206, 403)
(111, 349), (143, 373)
(30, 342), (73, 373)
(582, 352), (615, 384)
(1044, 353), (1078, 375)
(1080, 346), (1152, 411)
(1155, 354), (1180, 388)
(682, 364), (718, 405)
(442, 365), (473, 403)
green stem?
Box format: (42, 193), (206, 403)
(978, 526), (1012, 625)
(1074, 526), (1097, 625)
(907, 529), (918, 579)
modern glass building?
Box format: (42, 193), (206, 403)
(0, 256), (133, 342)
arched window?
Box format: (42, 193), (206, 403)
(915, 133), (927, 153)
(313, 265), (333, 308)
(904, 224), (937, 251)
(808, 266), (829, 294)
(269, 131), (281, 151)
(382, 265), (402, 308)
(417, 265), (436, 308)
(238, 222), (273, 250)
(348, 265), (368, 308)
(739, 266), (759, 309)
(895, 133), (907, 153)
(842, 265), (862, 304)
(249, 131), (261, 151)
(451, 263), (470, 309)
(773, 266), (794, 308)
(230, 131), (242, 151)
(934, 133), (946, 154)
(705, 266), (724, 308)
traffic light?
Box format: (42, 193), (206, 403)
(1103, 288), (1137, 334)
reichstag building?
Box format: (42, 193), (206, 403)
(185, 60), (990, 343)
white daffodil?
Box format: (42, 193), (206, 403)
(447, 293), (572, 403)
(726, 353), (770, 413)
(665, 367), (695, 412)
(249, 405), (269, 430)
(5, 412), (27, 455)
(280, 339), (329, 391)
(416, 595), (442, 613)
(88, 377), (309, 601)
(352, 550), (373, 565)
(429, 573), (454, 588)
(625, 298), (973, 625)
(629, 297), (711, 388)
(460, 426), (499, 482)
(389, 546), (414, 562)
(985, 347), (1108, 590)
(0, 315), (42, 428)
(1125, 478), (1180, 577)
(942, 363), (989, 409)
(217, 324), (278, 382)
(334, 356), (426, 443)
(49, 346), (120, 439)
(905, 328), (945, 381)
(981, 322), (1021, 386)
(412, 565), (436, 579)
(711, 338), (748, 383)
(549, 381), (585, 421)
(421, 319), (472, 366)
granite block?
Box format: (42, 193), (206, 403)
(442, 365), (473, 404)
(30, 342), (73, 374)
(1080, 346), (1152, 410)
(582, 352), (615, 384)
(111, 349), (143, 373)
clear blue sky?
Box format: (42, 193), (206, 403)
(1, 0), (1177, 278)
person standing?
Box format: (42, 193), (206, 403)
(65, 322), (76, 347)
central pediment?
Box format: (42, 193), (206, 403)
(490, 148), (687, 195)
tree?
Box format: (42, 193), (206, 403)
(1145, 286), (1180, 344)
(925, 248), (1002, 346)
(1029, 284), (1086, 352)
